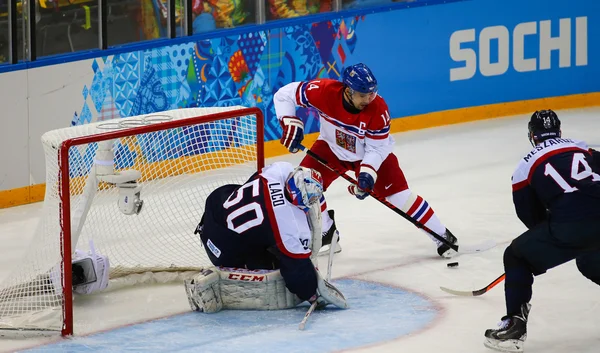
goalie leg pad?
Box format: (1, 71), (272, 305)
(185, 267), (302, 312)
(218, 267), (302, 310)
(184, 268), (223, 313)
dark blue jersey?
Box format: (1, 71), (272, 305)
(200, 162), (318, 300)
(591, 148), (600, 170)
(511, 138), (600, 228)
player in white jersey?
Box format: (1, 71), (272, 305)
(484, 110), (600, 352)
(184, 162), (347, 313)
(273, 62), (458, 258)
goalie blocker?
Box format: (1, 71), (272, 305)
(186, 161), (347, 313)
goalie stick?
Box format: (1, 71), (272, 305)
(299, 203), (322, 330)
(298, 300), (318, 330)
(299, 145), (496, 255)
(298, 204), (345, 330)
(440, 273), (506, 297)
(326, 231), (338, 282)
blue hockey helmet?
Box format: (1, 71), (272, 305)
(528, 110), (561, 146)
(342, 63), (378, 94)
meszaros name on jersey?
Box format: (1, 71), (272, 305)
(513, 138), (590, 187)
(523, 138), (581, 163)
(512, 137), (600, 222)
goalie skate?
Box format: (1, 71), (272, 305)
(319, 210), (342, 256)
(318, 242), (342, 256)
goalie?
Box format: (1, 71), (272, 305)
(184, 162), (347, 313)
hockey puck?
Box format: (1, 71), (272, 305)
(447, 262), (459, 268)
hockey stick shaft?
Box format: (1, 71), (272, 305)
(440, 273), (506, 297)
(298, 300), (318, 330)
(299, 145), (459, 252)
(326, 232), (338, 282)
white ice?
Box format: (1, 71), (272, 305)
(1, 107), (599, 353)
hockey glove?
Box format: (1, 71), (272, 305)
(347, 184), (368, 200)
(279, 116), (304, 153)
(348, 165), (377, 200)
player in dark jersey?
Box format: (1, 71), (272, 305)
(274, 63), (458, 258)
(484, 110), (600, 353)
(193, 162), (344, 308)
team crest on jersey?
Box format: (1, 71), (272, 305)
(336, 130), (356, 153)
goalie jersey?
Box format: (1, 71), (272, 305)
(511, 138), (600, 229)
(199, 162), (318, 300)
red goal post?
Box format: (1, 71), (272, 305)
(58, 107), (264, 336)
(0, 106), (264, 337)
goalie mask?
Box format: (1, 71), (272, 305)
(285, 167), (324, 212)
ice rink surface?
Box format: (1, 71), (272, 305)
(0, 107), (599, 352)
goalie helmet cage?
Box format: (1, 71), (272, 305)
(0, 106), (264, 337)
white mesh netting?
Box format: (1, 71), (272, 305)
(0, 106), (262, 333)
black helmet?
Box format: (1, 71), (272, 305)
(528, 110), (561, 146)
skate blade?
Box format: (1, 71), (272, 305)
(483, 337), (524, 353)
(318, 243), (342, 256)
(439, 248), (458, 259)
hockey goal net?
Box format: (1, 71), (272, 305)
(0, 106), (264, 336)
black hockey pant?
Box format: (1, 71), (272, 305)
(503, 218), (600, 315)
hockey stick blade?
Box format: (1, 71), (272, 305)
(456, 239), (497, 254)
(440, 273), (506, 297)
(299, 301), (318, 330)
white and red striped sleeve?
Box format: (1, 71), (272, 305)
(273, 82), (302, 120)
(362, 100), (394, 171)
(273, 80), (331, 121)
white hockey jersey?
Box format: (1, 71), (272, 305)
(259, 162), (313, 258)
(273, 79), (395, 171)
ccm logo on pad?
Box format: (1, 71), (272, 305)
(228, 274), (265, 282)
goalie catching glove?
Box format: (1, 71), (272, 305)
(279, 116), (304, 153)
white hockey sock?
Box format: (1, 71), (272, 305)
(387, 190), (446, 246)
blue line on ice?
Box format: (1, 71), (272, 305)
(25, 279), (438, 353)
